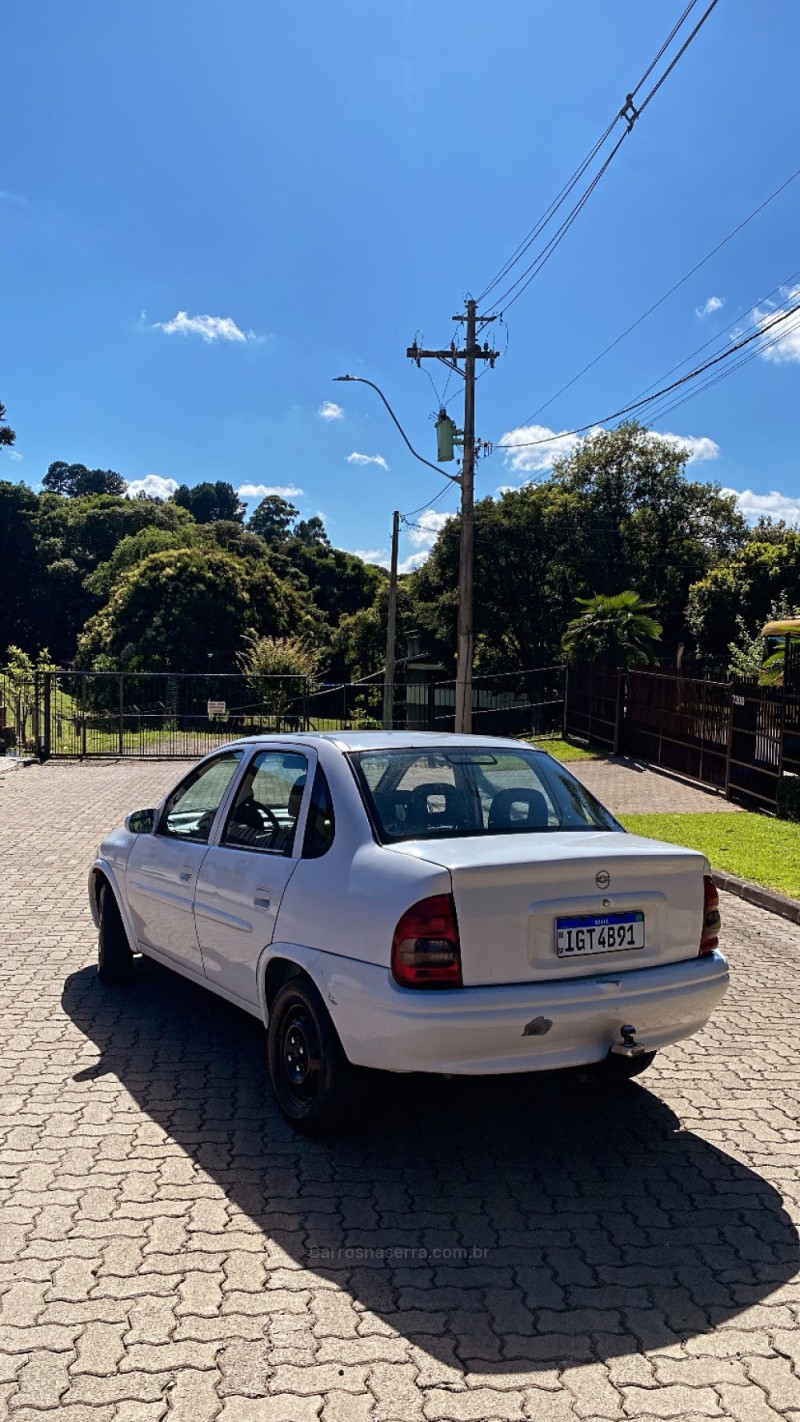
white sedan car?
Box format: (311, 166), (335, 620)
(89, 732), (728, 1131)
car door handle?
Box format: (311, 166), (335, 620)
(179, 870), (193, 882)
(253, 893), (272, 910)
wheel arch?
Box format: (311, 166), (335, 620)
(88, 861), (136, 949)
(257, 944), (325, 1028)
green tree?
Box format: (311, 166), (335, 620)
(85, 525), (198, 599)
(549, 423), (745, 647)
(76, 547), (306, 674)
(293, 515), (330, 548)
(248, 494), (299, 543)
(687, 529), (800, 663)
(32, 494), (195, 660)
(562, 591), (663, 667)
(198, 520), (270, 562)
(172, 481), (245, 524)
(280, 543), (386, 629)
(0, 482), (40, 655)
(2, 646), (55, 750)
(0, 401), (16, 450)
(327, 579), (414, 681)
(237, 635), (320, 721)
(408, 424), (744, 673)
(41, 462), (128, 497)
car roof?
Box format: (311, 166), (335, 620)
(225, 730), (545, 754)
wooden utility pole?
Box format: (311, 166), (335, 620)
(383, 509), (400, 729)
(407, 302), (498, 733)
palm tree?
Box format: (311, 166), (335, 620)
(562, 591), (662, 668)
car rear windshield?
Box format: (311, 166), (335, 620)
(349, 746), (622, 843)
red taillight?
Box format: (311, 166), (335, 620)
(391, 894), (462, 989)
(700, 874), (720, 956)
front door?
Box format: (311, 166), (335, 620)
(125, 750), (244, 973)
(193, 748), (311, 1007)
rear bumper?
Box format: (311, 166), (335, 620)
(315, 950), (729, 1074)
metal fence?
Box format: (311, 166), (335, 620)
(0, 666), (566, 760)
(564, 657), (800, 811)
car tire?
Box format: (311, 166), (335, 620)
(97, 882), (133, 985)
(267, 978), (352, 1134)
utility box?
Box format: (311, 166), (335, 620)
(436, 411), (458, 462)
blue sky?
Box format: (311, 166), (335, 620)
(3, 0), (800, 572)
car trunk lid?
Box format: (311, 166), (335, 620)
(387, 831), (706, 985)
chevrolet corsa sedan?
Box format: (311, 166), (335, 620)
(89, 732), (728, 1131)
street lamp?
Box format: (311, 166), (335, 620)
(333, 376), (458, 731)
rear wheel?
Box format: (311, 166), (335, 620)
(267, 978), (352, 1134)
(97, 882), (133, 985)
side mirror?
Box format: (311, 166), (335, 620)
(126, 808), (156, 834)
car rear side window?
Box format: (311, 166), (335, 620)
(303, 766), (335, 858)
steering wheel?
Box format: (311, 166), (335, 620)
(254, 802), (281, 833)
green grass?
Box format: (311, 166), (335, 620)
(530, 736), (601, 762)
(620, 812), (800, 899)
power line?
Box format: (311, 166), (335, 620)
(640, 304), (800, 427)
(629, 265), (800, 405)
(401, 479), (454, 522)
(494, 295), (800, 451)
(477, 1), (704, 306)
(521, 164), (800, 425)
(479, 0), (719, 316)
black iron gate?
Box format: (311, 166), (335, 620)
(564, 660), (800, 811)
(0, 665), (566, 759)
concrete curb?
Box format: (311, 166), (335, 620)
(713, 868), (800, 927)
(0, 757), (37, 776)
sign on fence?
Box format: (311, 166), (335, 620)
(206, 700), (228, 720)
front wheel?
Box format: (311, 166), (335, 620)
(97, 882), (133, 985)
(267, 979), (352, 1134)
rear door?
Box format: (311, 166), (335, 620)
(193, 747), (312, 1007)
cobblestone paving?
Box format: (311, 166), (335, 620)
(568, 758), (742, 815)
(1, 761), (799, 1421)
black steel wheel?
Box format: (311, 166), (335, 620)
(267, 978), (352, 1134)
(97, 881), (133, 985)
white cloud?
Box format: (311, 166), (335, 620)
(652, 431), (720, 463)
(125, 474), (179, 500)
(6, 450), (23, 462)
(318, 401), (344, 421)
(499, 424), (589, 474)
(151, 310), (261, 343)
(398, 550), (432, 574)
(696, 295), (725, 319)
(722, 487), (800, 525)
(499, 422), (719, 476)
(756, 285), (800, 364)
(350, 548), (389, 567)
(347, 451), (389, 470)
(407, 509), (452, 549)
(237, 483), (304, 500)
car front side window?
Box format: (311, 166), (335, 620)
(158, 752), (244, 843)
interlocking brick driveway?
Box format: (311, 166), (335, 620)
(1, 760), (799, 1422)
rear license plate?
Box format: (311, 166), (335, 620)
(556, 911), (644, 957)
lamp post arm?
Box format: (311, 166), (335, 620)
(333, 376), (461, 485)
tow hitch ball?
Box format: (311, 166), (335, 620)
(609, 1024), (646, 1059)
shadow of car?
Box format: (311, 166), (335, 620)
(63, 955), (799, 1374)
